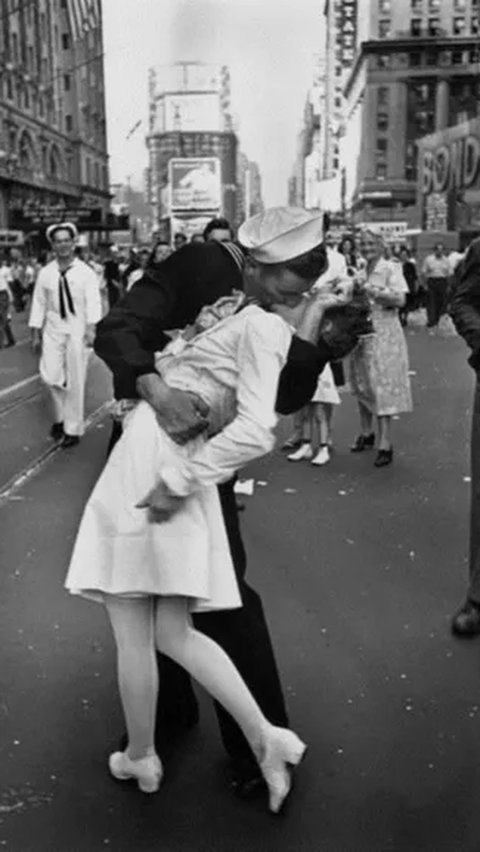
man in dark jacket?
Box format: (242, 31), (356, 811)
(450, 238), (480, 635)
(94, 229), (364, 793)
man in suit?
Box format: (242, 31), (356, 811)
(450, 239), (480, 636)
(94, 207), (365, 794)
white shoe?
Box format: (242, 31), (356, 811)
(311, 446), (330, 466)
(287, 443), (313, 462)
(258, 727), (307, 814)
(108, 751), (163, 793)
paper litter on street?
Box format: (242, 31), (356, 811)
(233, 479), (255, 497)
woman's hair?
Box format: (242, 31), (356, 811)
(283, 242), (328, 281)
(357, 226), (386, 250)
(338, 234), (354, 254)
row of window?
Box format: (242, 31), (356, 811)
(375, 46), (480, 68)
(379, 13), (479, 38)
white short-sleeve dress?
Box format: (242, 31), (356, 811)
(65, 305), (293, 613)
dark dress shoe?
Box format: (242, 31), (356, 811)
(62, 434), (80, 448)
(451, 600), (480, 636)
(226, 758), (266, 799)
(374, 448), (393, 467)
(50, 422), (64, 441)
(350, 433), (375, 452)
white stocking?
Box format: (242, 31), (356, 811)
(105, 595), (158, 760)
(155, 597), (269, 756)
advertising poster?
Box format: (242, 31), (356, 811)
(169, 158), (221, 212)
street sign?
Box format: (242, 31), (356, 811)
(0, 230), (24, 247)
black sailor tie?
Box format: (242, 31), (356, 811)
(58, 267), (75, 320)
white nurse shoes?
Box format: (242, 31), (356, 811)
(287, 442), (313, 462)
(311, 445), (330, 466)
(257, 726), (307, 814)
(109, 750), (163, 793)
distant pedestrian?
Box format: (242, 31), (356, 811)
(422, 243), (451, 330)
(399, 246), (418, 326)
(0, 269), (14, 348)
(174, 233), (188, 251)
(349, 227), (412, 467)
(28, 222), (102, 448)
(149, 241), (173, 266)
(203, 217), (234, 244)
(338, 235), (358, 276)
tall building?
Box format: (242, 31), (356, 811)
(288, 55), (328, 209)
(237, 152), (264, 223)
(340, 0), (480, 232)
(0, 0), (110, 248)
(146, 62), (239, 240)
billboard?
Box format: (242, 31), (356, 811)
(417, 118), (480, 231)
(160, 93), (222, 133)
(169, 158), (221, 213)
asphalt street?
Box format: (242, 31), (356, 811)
(1, 318), (480, 851)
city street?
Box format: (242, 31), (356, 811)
(2, 320), (480, 851)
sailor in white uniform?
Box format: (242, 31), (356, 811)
(29, 222), (102, 447)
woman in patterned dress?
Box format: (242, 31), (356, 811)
(349, 228), (412, 467)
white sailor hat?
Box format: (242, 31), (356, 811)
(238, 207), (325, 264)
(46, 221), (79, 243)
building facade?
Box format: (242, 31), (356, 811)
(237, 152), (264, 224)
(288, 54), (328, 210)
(0, 0), (110, 250)
(146, 62), (240, 240)
(341, 0), (480, 233)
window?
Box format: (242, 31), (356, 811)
(376, 138), (388, 155)
(65, 114), (73, 133)
(378, 86), (389, 106)
(62, 33), (70, 50)
(471, 16), (479, 34)
(335, 96), (342, 107)
(428, 17), (440, 35)
(39, 96), (44, 118)
(411, 18), (422, 35)
(24, 87), (29, 109)
(86, 157), (91, 184)
(379, 0), (391, 12)
(377, 54), (391, 68)
(453, 16), (466, 34)
(377, 111), (389, 131)
(454, 0), (466, 8)
(411, 0), (422, 10)
(470, 46), (480, 62)
(94, 162), (100, 188)
(429, 0), (440, 9)
(12, 33), (18, 63)
(64, 74), (71, 91)
(6, 76), (12, 100)
(426, 50), (437, 65)
(378, 19), (391, 37)
(375, 162), (387, 179)
(452, 48), (465, 64)
(410, 51), (422, 66)
(28, 46), (34, 72)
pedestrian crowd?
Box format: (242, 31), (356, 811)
(5, 206), (480, 816)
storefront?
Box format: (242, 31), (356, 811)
(417, 118), (480, 248)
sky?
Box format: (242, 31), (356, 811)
(102, 0), (325, 206)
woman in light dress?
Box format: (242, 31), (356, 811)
(349, 228), (412, 467)
(65, 223), (337, 813)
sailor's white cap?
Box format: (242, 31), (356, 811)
(238, 207), (325, 264)
(46, 221), (78, 243)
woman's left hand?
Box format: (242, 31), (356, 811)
(136, 482), (184, 522)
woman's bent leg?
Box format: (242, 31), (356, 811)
(155, 596), (306, 812)
(105, 595), (157, 760)
(155, 597), (266, 752)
